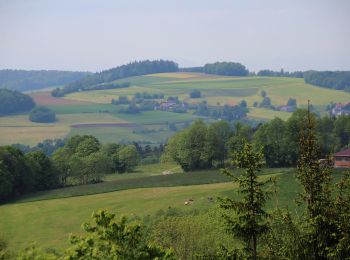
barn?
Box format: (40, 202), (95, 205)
(334, 148), (350, 168)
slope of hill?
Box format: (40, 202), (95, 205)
(1, 72), (350, 146)
(53, 60), (179, 96)
(0, 166), (290, 250)
(0, 70), (91, 92)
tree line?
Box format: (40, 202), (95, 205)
(52, 82), (131, 97)
(204, 62), (249, 76)
(1, 135), (165, 202)
(0, 69), (90, 92)
(52, 60), (178, 97)
(257, 69), (304, 78)
(304, 70), (350, 91)
(179, 62), (249, 76)
(0, 135), (144, 203)
(164, 110), (350, 171)
(256, 69), (350, 91)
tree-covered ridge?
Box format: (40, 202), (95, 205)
(0, 88), (35, 116)
(257, 69), (304, 78)
(203, 62), (249, 76)
(304, 71), (350, 91)
(52, 60), (179, 96)
(0, 70), (91, 92)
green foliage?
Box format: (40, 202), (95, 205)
(52, 135), (110, 185)
(206, 121), (232, 167)
(261, 209), (305, 259)
(16, 243), (58, 260)
(189, 89), (201, 98)
(150, 210), (235, 259)
(54, 60), (178, 96)
(165, 120), (209, 171)
(252, 109), (350, 167)
(25, 151), (59, 190)
(65, 209), (174, 259)
(53, 82), (130, 97)
(0, 146), (35, 201)
(0, 89), (35, 116)
(0, 146), (61, 202)
(253, 117), (294, 167)
(296, 106), (340, 259)
(0, 237), (10, 260)
(304, 70), (350, 90)
(70, 152), (112, 184)
(287, 97), (297, 107)
(262, 106), (350, 259)
(113, 145), (141, 173)
(204, 62), (249, 76)
(259, 96), (272, 108)
(218, 140), (271, 259)
(257, 69), (304, 78)
(29, 106), (56, 123)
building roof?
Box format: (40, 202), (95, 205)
(334, 148), (350, 157)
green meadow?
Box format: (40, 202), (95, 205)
(0, 166), (296, 251)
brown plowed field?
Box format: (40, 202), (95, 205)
(30, 91), (92, 106)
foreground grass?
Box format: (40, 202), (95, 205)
(0, 170), (291, 251)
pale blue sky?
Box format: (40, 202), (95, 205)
(0, 0), (349, 72)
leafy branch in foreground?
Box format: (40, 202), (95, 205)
(218, 140), (271, 259)
(66, 210), (174, 260)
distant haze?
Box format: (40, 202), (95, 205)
(0, 0), (349, 72)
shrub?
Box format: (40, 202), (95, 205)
(29, 106), (56, 123)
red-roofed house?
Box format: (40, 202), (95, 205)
(332, 102), (350, 117)
(334, 148), (350, 168)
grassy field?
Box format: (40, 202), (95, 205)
(0, 109), (201, 145)
(0, 161), (345, 251)
(65, 73), (350, 114)
(0, 113), (128, 145)
(0, 167), (293, 250)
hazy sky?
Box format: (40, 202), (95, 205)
(0, 0), (349, 72)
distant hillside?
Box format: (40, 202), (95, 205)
(53, 60), (179, 97)
(0, 70), (91, 92)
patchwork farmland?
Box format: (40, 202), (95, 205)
(1, 72), (350, 146)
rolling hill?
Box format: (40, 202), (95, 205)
(1, 72), (350, 146)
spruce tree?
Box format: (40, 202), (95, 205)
(218, 140), (270, 259)
(296, 102), (334, 259)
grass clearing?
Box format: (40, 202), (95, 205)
(248, 107), (292, 121)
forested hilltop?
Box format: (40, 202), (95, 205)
(0, 70), (91, 92)
(52, 60), (179, 97)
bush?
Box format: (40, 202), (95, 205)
(189, 90), (201, 98)
(29, 106), (56, 123)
